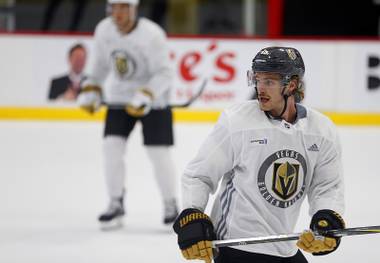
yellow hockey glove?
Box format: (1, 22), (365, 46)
(297, 230), (337, 254)
(297, 209), (345, 255)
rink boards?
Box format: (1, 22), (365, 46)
(0, 33), (380, 124)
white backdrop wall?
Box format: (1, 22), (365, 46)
(1, 33), (380, 112)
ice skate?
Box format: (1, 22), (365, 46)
(163, 199), (178, 224)
(98, 197), (125, 230)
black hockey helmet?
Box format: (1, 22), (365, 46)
(251, 47), (305, 82)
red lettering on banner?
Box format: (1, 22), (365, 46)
(213, 52), (236, 83)
(174, 41), (237, 84)
(175, 88), (235, 103)
(207, 42), (218, 52)
(176, 88), (194, 100)
(179, 52), (202, 81)
(201, 90), (235, 102)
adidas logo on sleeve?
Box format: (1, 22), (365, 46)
(307, 144), (319, 152)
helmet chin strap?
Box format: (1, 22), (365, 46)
(278, 86), (289, 118)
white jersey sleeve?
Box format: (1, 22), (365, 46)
(307, 117), (345, 216)
(182, 112), (235, 211)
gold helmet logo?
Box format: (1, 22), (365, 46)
(286, 49), (297, 60)
(272, 162), (299, 200)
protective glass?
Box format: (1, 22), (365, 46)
(247, 70), (285, 89)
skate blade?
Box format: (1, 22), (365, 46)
(99, 217), (124, 231)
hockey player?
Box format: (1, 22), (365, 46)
(77, 0), (178, 228)
(173, 47), (345, 262)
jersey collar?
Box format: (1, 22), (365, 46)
(265, 103), (307, 124)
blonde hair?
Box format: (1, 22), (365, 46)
(291, 76), (305, 103)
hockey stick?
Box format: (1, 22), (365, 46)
(170, 79), (208, 108)
(212, 225), (380, 248)
(106, 79), (208, 110)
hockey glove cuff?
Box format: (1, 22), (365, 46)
(173, 208), (215, 263)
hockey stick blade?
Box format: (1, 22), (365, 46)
(212, 225), (380, 248)
(105, 79), (208, 110)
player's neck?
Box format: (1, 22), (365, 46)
(281, 98), (297, 123)
(119, 20), (138, 35)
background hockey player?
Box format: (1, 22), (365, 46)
(77, 0), (178, 228)
(173, 46), (345, 262)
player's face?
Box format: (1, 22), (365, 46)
(111, 3), (137, 33)
(69, 47), (86, 74)
(255, 72), (286, 114)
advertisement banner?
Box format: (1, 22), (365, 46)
(0, 33), (380, 112)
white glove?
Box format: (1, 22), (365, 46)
(77, 85), (102, 114)
(126, 88), (154, 117)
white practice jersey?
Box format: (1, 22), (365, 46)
(182, 100), (344, 257)
(85, 17), (173, 108)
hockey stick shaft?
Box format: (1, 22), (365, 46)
(212, 225), (380, 248)
(106, 79), (208, 110)
(170, 79), (207, 108)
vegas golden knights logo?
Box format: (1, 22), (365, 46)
(272, 162), (300, 200)
(116, 57), (128, 75)
(286, 49), (297, 60)
(258, 149), (306, 208)
(111, 50), (136, 79)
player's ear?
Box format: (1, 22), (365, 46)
(286, 77), (298, 95)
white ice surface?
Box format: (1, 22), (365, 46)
(0, 121), (379, 263)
